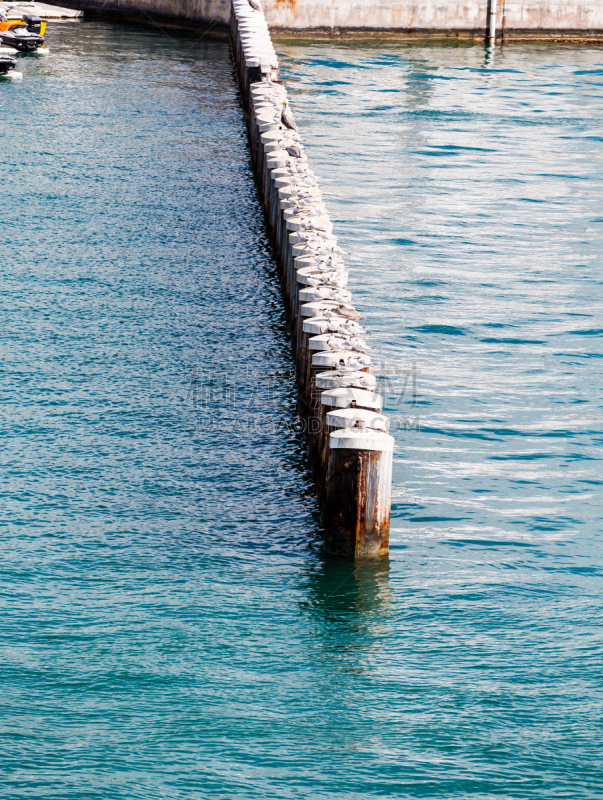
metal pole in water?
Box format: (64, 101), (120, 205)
(487, 0), (497, 43)
(501, 0), (507, 42)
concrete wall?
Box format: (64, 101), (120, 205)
(67, 0), (232, 25)
(58, 0), (603, 34)
(262, 0), (603, 32)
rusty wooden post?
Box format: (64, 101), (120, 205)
(313, 386), (383, 482)
(323, 425), (394, 558)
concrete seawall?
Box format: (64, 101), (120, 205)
(48, 0), (603, 39)
(264, 0), (603, 38)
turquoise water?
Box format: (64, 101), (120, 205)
(1, 21), (602, 798)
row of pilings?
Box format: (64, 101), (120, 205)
(229, 0), (394, 558)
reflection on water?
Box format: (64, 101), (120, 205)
(277, 39), (603, 547)
(303, 557), (393, 649)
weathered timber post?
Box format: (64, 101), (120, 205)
(314, 387), (383, 481)
(323, 426), (394, 558)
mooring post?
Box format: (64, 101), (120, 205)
(313, 386), (383, 481)
(323, 425), (394, 558)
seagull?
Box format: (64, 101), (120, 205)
(331, 290), (352, 302)
(286, 144), (304, 158)
(299, 219), (328, 232)
(281, 99), (298, 131)
(291, 196), (310, 206)
(312, 285), (349, 303)
(330, 372), (373, 389)
(295, 205), (321, 217)
(336, 304), (365, 321)
(321, 274), (346, 288)
(316, 255), (345, 269)
(328, 337), (367, 354)
(331, 334), (369, 352)
(327, 320), (347, 332)
(347, 337), (370, 352)
(339, 320), (366, 335)
(303, 234), (336, 247)
(248, 0), (262, 11)
(267, 92), (284, 106)
(307, 287), (350, 303)
(348, 355), (371, 369)
(322, 318), (365, 337)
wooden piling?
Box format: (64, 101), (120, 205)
(323, 426), (394, 558)
(230, 0), (394, 557)
(313, 387), (383, 483)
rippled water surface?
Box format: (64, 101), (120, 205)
(1, 22), (602, 798)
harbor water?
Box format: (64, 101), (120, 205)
(1, 22), (602, 798)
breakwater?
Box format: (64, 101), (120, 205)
(230, 0), (394, 558)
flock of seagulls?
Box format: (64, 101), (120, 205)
(234, 0), (382, 412)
